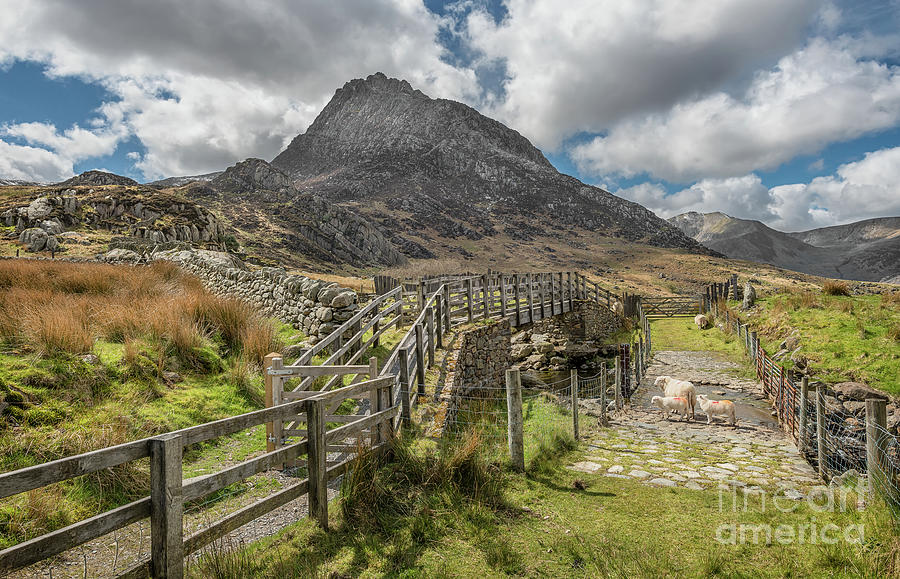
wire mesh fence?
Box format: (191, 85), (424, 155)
(704, 278), (900, 522)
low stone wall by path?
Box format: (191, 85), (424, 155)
(437, 319), (512, 434)
(148, 249), (359, 344)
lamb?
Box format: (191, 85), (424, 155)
(651, 395), (690, 421)
(694, 314), (709, 329)
(654, 375), (697, 420)
(697, 394), (736, 426)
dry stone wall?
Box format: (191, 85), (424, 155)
(440, 319), (511, 434)
(148, 249), (359, 344)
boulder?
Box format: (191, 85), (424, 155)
(330, 291), (355, 308)
(562, 343), (599, 358)
(39, 220), (63, 235)
(511, 343), (534, 360)
(530, 333), (550, 344)
(742, 282), (756, 310)
(511, 331), (531, 345)
(26, 197), (53, 221)
(831, 382), (888, 402)
(535, 342), (554, 354)
(100, 248), (141, 262)
(318, 286), (341, 306)
(843, 401), (867, 415)
(19, 228), (48, 251)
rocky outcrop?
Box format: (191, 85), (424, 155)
(1, 189), (227, 250)
(195, 158), (406, 267)
(57, 170), (139, 187)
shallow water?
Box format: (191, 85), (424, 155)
(635, 380), (778, 429)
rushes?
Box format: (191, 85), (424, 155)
(823, 280), (850, 296)
(0, 260), (281, 365)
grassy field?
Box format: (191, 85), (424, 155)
(0, 260), (332, 549)
(188, 431), (896, 578)
(739, 289), (900, 395)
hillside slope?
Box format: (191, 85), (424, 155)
(669, 212), (900, 282)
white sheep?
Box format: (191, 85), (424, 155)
(697, 394), (736, 426)
(654, 375), (697, 420)
(651, 395), (690, 421)
(612, 300), (624, 316)
(694, 314), (709, 329)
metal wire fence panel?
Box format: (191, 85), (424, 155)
(818, 389), (868, 480)
(872, 423), (900, 518)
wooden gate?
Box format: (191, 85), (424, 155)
(642, 295), (701, 318)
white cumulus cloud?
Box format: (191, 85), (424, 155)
(0, 0), (478, 180)
(572, 37), (900, 183)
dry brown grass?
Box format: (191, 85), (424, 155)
(0, 260), (281, 363)
(822, 280), (850, 296)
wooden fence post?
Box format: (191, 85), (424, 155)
(425, 306), (435, 367)
(418, 280), (425, 314)
(481, 274), (489, 318)
(600, 362), (608, 427)
(415, 323), (426, 395)
(506, 369), (525, 472)
(465, 278), (474, 323)
(527, 273), (536, 322)
(538, 273), (546, 319)
(399, 348), (411, 424)
(816, 386), (826, 480)
(270, 356), (285, 469)
(634, 342), (642, 387)
(567, 272), (574, 311)
(799, 376), (809, 454)
(570, 369), (579, 440)
(443, 284), (451, 331)
(513, 273), (522, 325)
(150, 433), (183, 579)
(264, 353), (279, 454)
(306, 398), (328, 529)
(614, 355), (622, 411)
(435, 295), (443, 350)
(500, 275), (508, 319)
(866, 398), (888, 499)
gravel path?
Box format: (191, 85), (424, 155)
(569, 350), (821, 496)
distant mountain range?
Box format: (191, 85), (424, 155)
(669, 212), (900, 283)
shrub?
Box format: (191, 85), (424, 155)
(888, 323), (900, 343)
(823, 281), (850, 296)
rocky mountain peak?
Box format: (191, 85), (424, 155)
(272, 72), (553, 178)
(267, 73), (711, 256)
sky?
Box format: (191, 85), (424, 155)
(1, 1), (899, 232)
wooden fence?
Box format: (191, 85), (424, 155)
(0, 269), (619, 578)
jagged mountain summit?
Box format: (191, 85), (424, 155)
(269, 72), (711, 257)
(669, 211), (900, 282)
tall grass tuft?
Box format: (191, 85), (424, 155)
(823, 280), (850, 296)
(341, 430), (505, 533)
(0, 260), (281, 366)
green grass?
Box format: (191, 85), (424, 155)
(748, 293), (900, 395)
(187, 434), (896, 578)
(650, 317), (747, 360)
